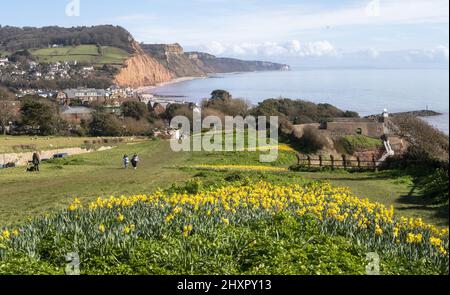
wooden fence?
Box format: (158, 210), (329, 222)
(295, 154), (382, 171)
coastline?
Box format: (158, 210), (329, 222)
(136, 76), (206, 94)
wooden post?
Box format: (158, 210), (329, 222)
(330, 155), (335, 170)
(357, 157), (361, 169)
(342, 154), (347, 170)
(307, 155), (311, 168)
(319, 155), (323, 168)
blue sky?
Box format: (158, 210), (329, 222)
(1, 0), (448, 66)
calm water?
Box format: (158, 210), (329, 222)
(149, 68), (449, 134)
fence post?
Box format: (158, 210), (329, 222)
(342, 154), (347, 170)
(319, 155), (323, 168)
(357, 157), (361, 169)
(307, 155), (311, 168)
(330, 155), (335, 170)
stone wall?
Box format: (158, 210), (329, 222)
(0, 147), (91, 167)
(325, 121), (384, 138)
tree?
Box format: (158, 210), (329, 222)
(295, 126), (330, 152)
(89, 110), (124, 136)
(0, 101), (15, 135)
(20, 99), (60, 135)
(121, 101), (148, 120)
(210, 90), (232, 102)
(204, 90), (249, 117)
(0, 86), (16, 135)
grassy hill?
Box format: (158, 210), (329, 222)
(29, 45), (129, 65)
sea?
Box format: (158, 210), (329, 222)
(147, 68), (449, 134)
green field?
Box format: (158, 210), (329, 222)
(0, 138), (447, 227)
(0, 138), (448, 275)
(29, 45), (129, 65)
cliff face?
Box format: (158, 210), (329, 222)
(141, 44), (206, 77)
(114, 42), (174, 88)
(142, 44), (290, 78)
(187, 52), (290, 73)
(116, 42), (290, 87)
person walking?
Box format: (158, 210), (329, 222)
(123, 155), (130, 169)
(131, 154), (139, 170)
(32, 152), (41, 172)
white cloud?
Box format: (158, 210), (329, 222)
(116, 0), (448, 47)
(200, 40), (337, 58)
(405, 46), (449, 62)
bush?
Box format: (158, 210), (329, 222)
(88, 111), (124, 136)
(415, 167), (449, 205)
(391, 115), (449, 162)
(296, 126), (329, 152)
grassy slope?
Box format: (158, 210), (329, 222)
(0, 139), (447, 227)
(29, 45), (129, 65)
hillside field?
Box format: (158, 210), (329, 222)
(29, 45), (129, 65)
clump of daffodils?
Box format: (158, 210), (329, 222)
(1, 181), (448, 271)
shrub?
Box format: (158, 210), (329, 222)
(391, 115), (449, 162)
(296, 126), (329, 152)
(415, 167), (449, 205)
(88, 111), (123, 136)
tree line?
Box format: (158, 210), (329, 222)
(0, 25), (134, 53)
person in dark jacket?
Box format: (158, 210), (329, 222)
(32, 152), (41, 172)
(131, 154), (139, 170)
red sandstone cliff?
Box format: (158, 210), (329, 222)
(114, 42), (174, 88)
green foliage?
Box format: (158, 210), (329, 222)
(252, 98), (359, 124)
(0, 25), (134, 53)
(415, 167), (449, 205)
(0, 212), (444, 275)
(121, 101), (149, 120)
(296, 126), (329, 152)
(88, 110), (124, 136)
(20, 99), (62, 135)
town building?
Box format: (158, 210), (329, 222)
(60, 106), (93, 125)
(62, 88), (108, 104)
